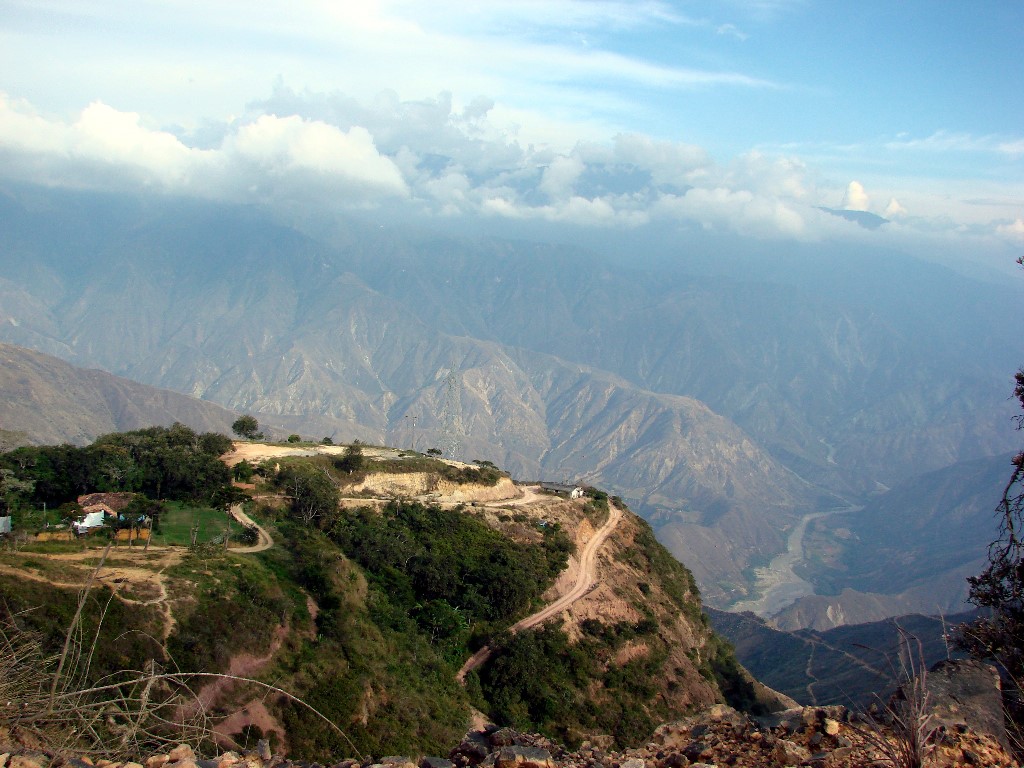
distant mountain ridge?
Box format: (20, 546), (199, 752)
(708, 607), (977, 707)
(0, 342), (240, 445)
(0, 182), (1019, 609)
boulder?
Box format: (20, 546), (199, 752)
(771, 739), (810, 767)
(451, 733), (491, 766)
(923, 660), (1007, 750)
(167, 747), (195, 765)
(494, 747), (555, 768)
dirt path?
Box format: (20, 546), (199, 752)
(485, 484), (544, 507)
(227, 504), (274, 553)
(457, 501), (623, 682)
(0, 547), (183, 639)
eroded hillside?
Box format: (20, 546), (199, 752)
(0, 440), (760, 761)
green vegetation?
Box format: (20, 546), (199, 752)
(166, 553), (293, 674)
(582, 487), (610, 526)
(696, 633), (764, 715)
(616, 515), (702, 622)
(148, 500), (228, 546)
(272, 524), (471, 758)
(0, 424), (233, 511)
(331, 443), (365, 475)
(0, 439), (738, 760)
(231, 415), (262, 440)
(0, 576), (165, 684)
(480, 622), (668, 748)
(332, 451), (505, 486)
(330, 500), (572, 653)
(273, 461), (341, 529)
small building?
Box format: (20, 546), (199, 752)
(73, 492), (136, 535)
(540, 482), (585, 499)
(72, 510), (110, 535)
(77, 492), (134, 514)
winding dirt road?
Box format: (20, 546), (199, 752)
(456, 501), (623, 682)
(228, 504), (274, 553)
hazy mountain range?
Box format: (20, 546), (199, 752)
(1, 182), (1020, 612)
(0, 342), (238, 447)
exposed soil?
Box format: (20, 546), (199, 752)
(0, 546), (183, 639)
(457, 501), (623, 681)
(184, 624), (291, 751)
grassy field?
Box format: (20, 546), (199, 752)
(150, 501), (228, 546)
(11, 501), (238, 549)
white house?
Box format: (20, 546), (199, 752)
(540, 482), (585, 499)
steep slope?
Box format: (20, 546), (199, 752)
(0, 187), (822, 602)
(1, 183), (1019, 606)
(0, 435), (746, 757)
(509, 353), (824, 600)
(0, 342), (240, 444)
(769, 454), (1011, 629)
(708, 607), (976, 707)
(335, 228), (1022, 497)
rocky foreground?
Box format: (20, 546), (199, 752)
(2, 702), (1017, 768)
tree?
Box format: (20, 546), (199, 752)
(210, 484), (253, 512)
(958, 370), (1024, 738)
(233, 459), (255, 482)
(332, 444), (365, 475)
(232, 415), (261, 440)
(0, 468), (34, 516)
(277, 463), (340, 529)
(287, 434), (301, 443)
(119, 494), (164, 548)
(426, 448), (442, 457)
(210, 484), (254, 550)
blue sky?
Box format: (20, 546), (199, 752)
(1, 0), (1022, 263)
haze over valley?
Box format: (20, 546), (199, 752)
(1, 0), (1023, 626)
(1, 183), (1020, 620)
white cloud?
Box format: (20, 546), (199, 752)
(611, 134), (710, 187)
(653, 187), (807, 239)
(539, 154), (586, 200)
(0, 94), (207, 188)
(727, 151), (808, 199)
(226, 115), (408, 196)
(996, 218), (1024, 241)
(1, 89), (1021, 251)
(884, 197), (907, 218)
(0, 95), (407, 204)
(842, 180), (870, 211)
(715, 23), (749, 41)
(998, 139), (1024, 156)
(885, 130), (1024, 156)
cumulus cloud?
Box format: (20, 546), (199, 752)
(226, 115), (408, 195)
(884, 197), (907, 218)
(3, 89), (1013, 248)
(727, 151), (808, 199)
(0, 95), (408, 206)
(539, 154), (586, 200)
(842, 180), (870, 211)
(653, 187), (806, 239)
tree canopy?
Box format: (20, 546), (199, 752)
(231, 414), (261, 440)
(0, 424), (233, 507)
